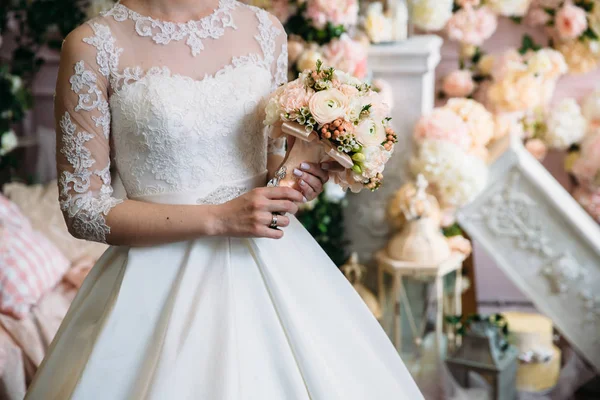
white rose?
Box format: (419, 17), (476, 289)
(361, 145), (391, 177)
(323, 181), (347, 203)
(364, 3), (393, 44)
(296, 49), (323, 72)
(10, 76), (22, 93)
(0, 130), (18, 156)
(411, 0), (453, 31)
(355, 118), (387, 147)
(308, 89), (348, 125)
(544, 98), (588, 150)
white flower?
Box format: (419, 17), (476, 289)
(308, 88), (348, 125)
(525, 49), (567, 80)
(10, 76), (22, 93)
(487, 0), (533, 17)
(364, 3), (393, 43)
(296, 48), (323, 72)
(544, 98), (588, 150)
(333, 70), (361, 86)
(411, 0), (453, 31)
(355, 118), (387, 147)
(361, 145), (391, 177)
(323, 181), (347, 203)
(410, 140), (488, 207)
(582, 87), (600, 123)
(0, 130), (18, 156)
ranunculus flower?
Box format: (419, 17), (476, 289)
(414, 108), (472, 151)
(442, 70), (476, 98)
(355, 119), (387, 147)
(411, 0), (453, 31)
(525, 138), (548, 161)
(309, 88), (349, 125)
(446, 6), (498, 46)
(556, 3), (588, 40)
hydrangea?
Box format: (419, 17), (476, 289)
(543, 98), (587, 150)
(410, 140), (488, 207)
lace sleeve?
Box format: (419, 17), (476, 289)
(54, 25), (122, 244)
(268, 14), (288, 157)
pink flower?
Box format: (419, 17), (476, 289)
(414, 108), (472, 151)
(572, 186), (600, 223)
(556, 3), (588, 40)
(322, 35), (368, 79)
(279, 81), (313, 113)
(572, 132), (600, 190)
(443, 70), (476, 98)
(446, 235), (473, 255)
(304, 0), (359, 29)
(525, 7), (551, 27)
(491, 49), (524, 81)
(446, 6), (498, 46)
(525, 138), (548, 161)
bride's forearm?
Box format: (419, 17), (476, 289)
(267, 154), (284, 179)
(104, 199), (220, 247)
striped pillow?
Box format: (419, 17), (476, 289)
(0, 195), (70, 319)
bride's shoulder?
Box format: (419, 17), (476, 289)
(235, 2), (286, 33)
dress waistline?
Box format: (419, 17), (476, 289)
(129, 171), (268, 205)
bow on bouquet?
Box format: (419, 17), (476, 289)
(264, 61), (397, 192)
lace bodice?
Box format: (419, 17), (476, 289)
(55, 0), (288, 243)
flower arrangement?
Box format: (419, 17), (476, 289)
(265, 61), (397, 192)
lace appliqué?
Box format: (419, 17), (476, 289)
(196, 186), (248, 205)
(70, 60), (111, 139)
(84, 23), (122, 82)
(58, 113), (122, 243)
(102, 0), (238, 56)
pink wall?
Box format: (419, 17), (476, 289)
(436, 18), (600, 310)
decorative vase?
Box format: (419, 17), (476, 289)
(341, 253), (382, 320)
(270, 122), (353, 190)
(386, 217), (451, 264)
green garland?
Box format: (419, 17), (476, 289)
(284, 2), (345, 45)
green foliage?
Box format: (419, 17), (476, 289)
(519, 34), (542, 55)
(296, 194), (350, 267)
(445, 313), (511, 351)
(284, 3), (345, 45)
(442, 223), (463, 238)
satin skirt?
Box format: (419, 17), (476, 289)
(25, 216), (423, 399)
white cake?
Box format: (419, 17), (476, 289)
(503, 312), (561, 393)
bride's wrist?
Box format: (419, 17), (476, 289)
(195, 204), (226, 237)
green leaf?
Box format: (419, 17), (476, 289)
(543, 8), (556, 17)
(510, 16), (523, 24)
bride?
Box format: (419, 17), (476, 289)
(26, 0), (424, 398)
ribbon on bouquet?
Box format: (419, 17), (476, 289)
(281, 122), (354, 169)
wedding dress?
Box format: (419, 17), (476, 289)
(25, 1), (423, 399)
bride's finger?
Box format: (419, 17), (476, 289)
(298, 179), (317, 201)
(266, 200), (298, 215)
(261, 187), (304, 203)
(299, 162), (329, 183)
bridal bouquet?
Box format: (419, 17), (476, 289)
(264, 61), (397, 192)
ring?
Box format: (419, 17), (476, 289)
(269, 213), (278, 229)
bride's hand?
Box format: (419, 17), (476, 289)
(213, 187), (304, 239)
(293, 162), (344, 201)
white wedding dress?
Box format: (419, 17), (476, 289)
(26, 1), (423, 399)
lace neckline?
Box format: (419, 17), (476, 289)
(102, 0), (238, 56)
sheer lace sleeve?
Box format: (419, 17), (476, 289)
(267, 14), (288, 157)
(54, 24), (122, 244)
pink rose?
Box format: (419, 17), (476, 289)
(525, 7), (551, 27)
(446, 6), (498, 46)
(414, 108), (472, 151)
(525, 138), (548, 161)
(322, 35), (368, 79)
(304, 0), (359, 29)
(556, 3), (588, 40)
(443, 70), (476, 98)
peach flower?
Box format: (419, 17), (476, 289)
(487, 70), (545, 113)
(456, 0), (480, 7)
(322, 35), (369, 79)
(572, 131), (600, 190)
(572, 186), (600, 223)
(446, 235), (473, 256)
(446, 6), (498, 46)
(445, 98), (495, 149)
(525, 7), (551, 27)
(442, 70), (476, 98)
(525, 138), (548, 161)
(557, 40), (599, 75)
(288, 37), (305, 64)
(414, 108), (472, 151)
(491, 49), (525, 81)
(556, 3), (588, 40)
(278, 82), (313, 113)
